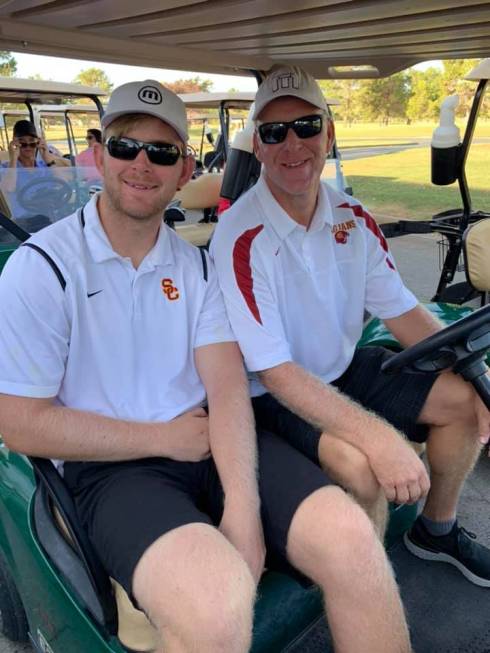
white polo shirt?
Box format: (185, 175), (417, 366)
(0, 194), (234, 422)
(210, 175), (417, 396)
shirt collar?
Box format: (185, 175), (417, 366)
(255, 174), (334, 240)
(83, 193), (174, 268)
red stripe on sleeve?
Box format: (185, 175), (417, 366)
(232, 225), (264, 324)
(337, 202), (395, 269)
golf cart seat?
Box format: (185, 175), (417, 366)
(174, 172), (223, 210)
(463, 218), (490, 298)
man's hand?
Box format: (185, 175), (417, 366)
(164, 407), (210, 462)
(7, 139), (19, 163)
(219, 502), (265, 584)
(367, 431), (430, 504)
(37, 137), (49, 156)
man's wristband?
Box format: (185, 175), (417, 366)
(46, 161), (56, 167)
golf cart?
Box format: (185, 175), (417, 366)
(0, 2), (490, 652)
(0, 78), (107, 272)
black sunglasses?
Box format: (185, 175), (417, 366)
(18, 140), (39, 149)
(105, 136), (185, 166)
(258, 114), (323, 145)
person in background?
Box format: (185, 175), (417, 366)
(75, 128), (102, 169)
(1, 119), (69, 183)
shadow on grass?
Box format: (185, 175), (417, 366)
(346, 175), (490, 221)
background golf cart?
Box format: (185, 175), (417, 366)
(0, 78), (107, 272)
(1, 1), (490, 651)
(0, 77), (106, 161)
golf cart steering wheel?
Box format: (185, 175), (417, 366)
(17, 177), (73, 218)
(381, 304), (490, 409)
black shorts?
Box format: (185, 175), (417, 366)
(64, 430), (330, 599)
(252, 346), (438, 464)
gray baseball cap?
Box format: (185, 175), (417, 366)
(101, 79), (188, 142)
(252, 64), (327, 120)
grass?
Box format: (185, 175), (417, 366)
(341, 143), (490, 220)
(335, 119), (490, 146)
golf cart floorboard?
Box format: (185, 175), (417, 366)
(287, 538), (490, 653)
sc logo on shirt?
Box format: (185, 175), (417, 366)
(161, 278), (180, 301)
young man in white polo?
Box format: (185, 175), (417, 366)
(211, 64), (490, 587)
(0, 80), (413, 652)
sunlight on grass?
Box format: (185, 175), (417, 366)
(342, 144), (490, 220)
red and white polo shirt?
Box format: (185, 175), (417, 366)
(210, 175), (417, 396)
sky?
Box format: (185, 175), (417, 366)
(11, 51), (259, 92)
(10, 51), (443, 92)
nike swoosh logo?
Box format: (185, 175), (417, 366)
(87, 290), (103, 298)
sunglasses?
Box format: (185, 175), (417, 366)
(258, 114), (323, 145)
(18, 140), (39, 149)
(105, 136), (185, 166)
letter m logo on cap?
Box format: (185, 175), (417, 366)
(272, 72), (299, 94)
(138, 85), (162, 105)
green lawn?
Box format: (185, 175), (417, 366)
(341, 143), (490, 220)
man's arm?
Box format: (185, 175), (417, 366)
(383, 303), (443, 347)
(385, 303), (490, 445)
(259, 361), (430, 504)
(0, 394), (210, 463)
(195, 341), (265, 582)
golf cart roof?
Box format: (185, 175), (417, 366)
(0, 78), (107, 104)
(1, 2), (490, 80)
(179, 92), (256, 110)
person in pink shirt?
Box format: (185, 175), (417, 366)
(75, 128), (102, 174)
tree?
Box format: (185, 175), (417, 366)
(163, 76), (213, 94)
(406, 68), (443, 122)
(0, 51), (17, 77)
(440, 59), (479, 117)
(319, 79), (362, 126)
(73, 67), (113, 93)
(357, 73), (410, 124)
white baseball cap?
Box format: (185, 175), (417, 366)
(101, 80), (188, 142)
(252, 64), (327, 120)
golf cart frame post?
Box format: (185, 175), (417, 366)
(430, 66), (490, 304)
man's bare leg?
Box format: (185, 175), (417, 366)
(133, 523), (256, 653)
(418, 373), (481, 521)
(318, 434), (388, 538)
(287, 486), (411, 653)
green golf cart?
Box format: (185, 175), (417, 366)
(0, 2), (490, 652)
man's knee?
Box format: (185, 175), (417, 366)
(422, 373), (477, 428)
(133, 523), (255, 650)
(287, 486), (381, 582)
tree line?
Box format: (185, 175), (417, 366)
(319, 59), (485, 125)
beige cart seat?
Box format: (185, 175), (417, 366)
(174, 172), (222, 210)
(53, 505), (159, 651)
(463, 219), (490, 293)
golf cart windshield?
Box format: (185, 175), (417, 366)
(0, 165), (102, 241)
